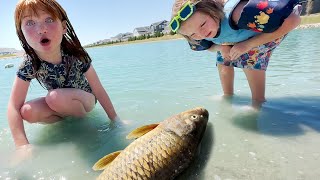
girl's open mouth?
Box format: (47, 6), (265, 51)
(40, 38), (51, 46)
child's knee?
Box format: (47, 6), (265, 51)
(45, 90), (61, 110)
(20, 105), (36, 123)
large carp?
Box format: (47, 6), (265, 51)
(93, 107), (209, 180)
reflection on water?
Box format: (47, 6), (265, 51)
(0, 28), (320, 179)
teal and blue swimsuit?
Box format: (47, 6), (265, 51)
(189, 0), (300, 70)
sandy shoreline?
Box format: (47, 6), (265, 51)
(1, 23), (320, 61)
(86, 23), (320, 49)
(296, 23), (320, 29)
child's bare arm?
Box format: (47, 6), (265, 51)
(7, 77), (30, 147)
(207, 44), (232, 60)
(206, 44), (221, 52)
(229, 12), (301, 60)
(85, 66), (117, 121)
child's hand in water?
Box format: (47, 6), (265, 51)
(220, 45), (232, 60)
(10, 144), (33, 167)
(112, 116), (131, 126)
(229, 42), (252, 60)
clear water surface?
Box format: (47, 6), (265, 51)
(0, 28), (319, 179)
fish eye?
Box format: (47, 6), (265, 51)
(190, 115), (198, 120)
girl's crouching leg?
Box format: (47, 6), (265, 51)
(20, 97), (63, 124)
(20, 104), (37, 123)
(45, 89), (93, 118)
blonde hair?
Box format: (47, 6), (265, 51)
(171, 0), (225, 43)
(172, 0), (199, 17)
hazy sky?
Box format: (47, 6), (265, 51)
(0, 0), (174, 50)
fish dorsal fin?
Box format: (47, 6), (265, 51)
(126, 123), (159, 139)
(92, 150), (122, 171)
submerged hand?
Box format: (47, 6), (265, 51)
(113, 116), (131, 126)
(10, 144), (34, 167)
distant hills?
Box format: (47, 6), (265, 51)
(0, 48), (24, 59)
(0, 48), (19, 54)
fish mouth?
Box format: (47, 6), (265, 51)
(40, 37), (51, 46)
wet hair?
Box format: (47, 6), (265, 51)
(14, 0), (91, 83)
(171, 0), (224, 44)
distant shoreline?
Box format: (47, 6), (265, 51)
(0, 54), (23, 60)
(1, 23), (320, 61)
(87, 23), (320, 49)
(296, 22), (320, 29)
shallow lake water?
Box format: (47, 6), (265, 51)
(0, 28), (319, 179)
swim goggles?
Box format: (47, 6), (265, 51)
(169, 1), (196, 32)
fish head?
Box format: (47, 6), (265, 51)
(163, 107), (209, 140)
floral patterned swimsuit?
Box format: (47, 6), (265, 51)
(17, 54), (93, 93)
(188, 0), (301, 71)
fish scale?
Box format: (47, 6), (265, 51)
(98, 129), (195, 180)
(94, 107), (209, 180)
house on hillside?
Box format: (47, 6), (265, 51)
(0, 48), (18, 55)
(133, 26), (150, 37)
(149, 20), (169, 35)
(162, 25), (172, 35)
(301, 0), (320, 15)
(121, 32), (134, 41)
(110, 32), (133, 42)
(110, 33), (124, 42)
(95, 39), (111, 45)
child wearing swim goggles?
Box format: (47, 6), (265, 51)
(170, 0), (301, 105)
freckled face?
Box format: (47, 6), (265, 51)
(179, 11), (220, 40)
(21, 10), (66, 58)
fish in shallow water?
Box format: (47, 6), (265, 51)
(93, 107), (209, 180)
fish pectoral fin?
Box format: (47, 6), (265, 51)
(92, 150), (122, 171)
(126, 123), (159, 139)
